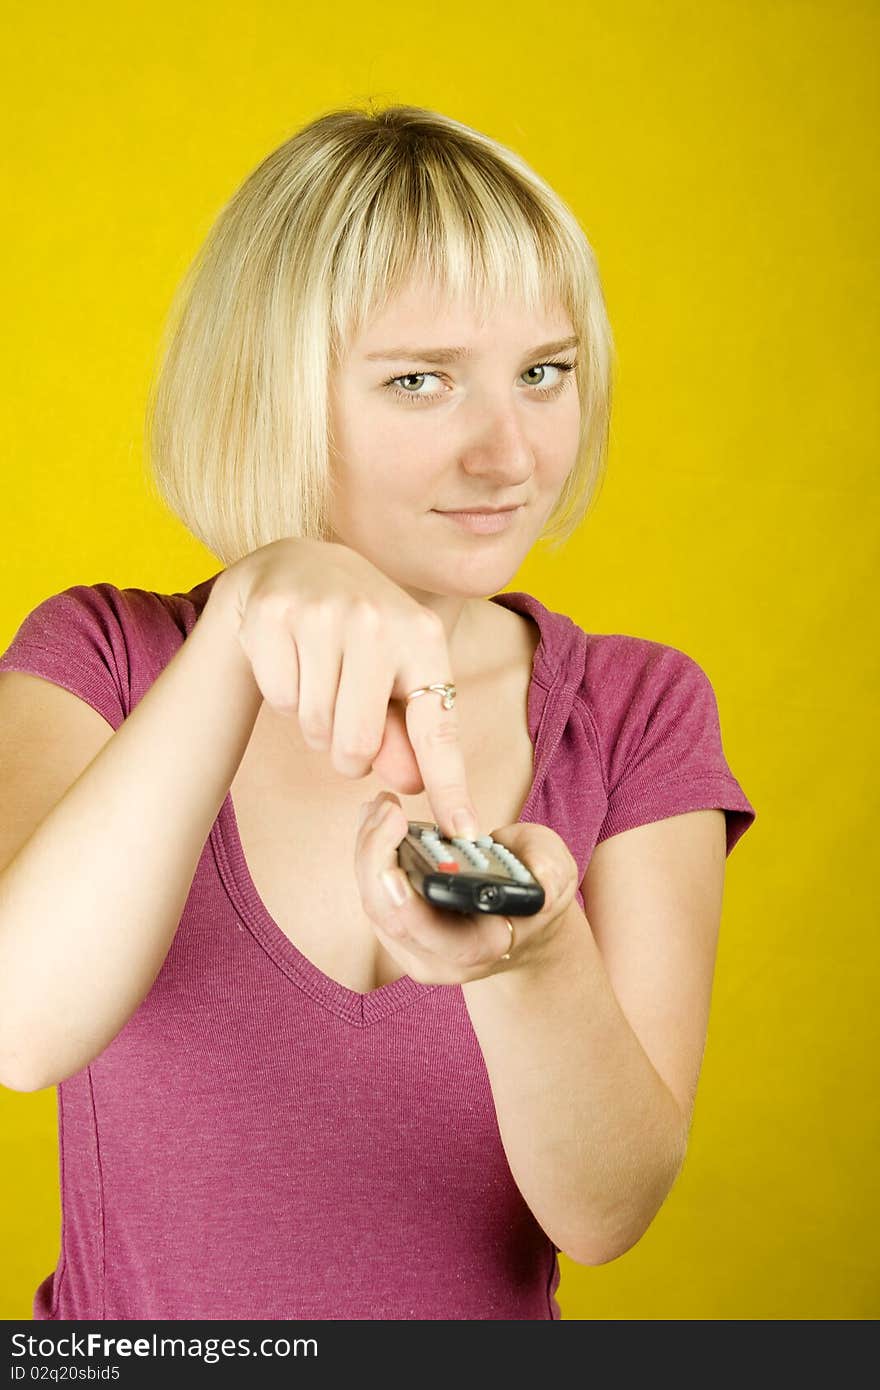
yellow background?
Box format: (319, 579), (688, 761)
(1, 0), (877, 1321)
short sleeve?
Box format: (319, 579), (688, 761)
(590, 638), (757, 858)
(0, 584), (133, 732)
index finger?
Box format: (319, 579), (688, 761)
(399, 653), (479, 843)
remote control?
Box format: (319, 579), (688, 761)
(396, 820), (545, 916)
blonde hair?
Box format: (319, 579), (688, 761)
(143, 103), (615, 566)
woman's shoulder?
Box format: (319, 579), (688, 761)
(0, 570), (227, 727)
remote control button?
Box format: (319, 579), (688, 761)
(437, 861), (459, 872)
(488, 843), (535, 884)
(511, 865), (534, 883)
(418, 831), (445, 865)
(450, 837), (491, 871)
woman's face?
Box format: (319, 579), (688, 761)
(326, 276), (581, 599)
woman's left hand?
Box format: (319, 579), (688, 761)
(354, 791), (580, 985)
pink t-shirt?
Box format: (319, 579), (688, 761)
(0, 572), (756, 1320)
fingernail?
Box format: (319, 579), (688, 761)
(358, 802), (373, 828)
(452, 809), (479, 839)
(380, 868), (410, 907)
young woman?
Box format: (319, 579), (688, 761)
(0, 104), (756, 1321)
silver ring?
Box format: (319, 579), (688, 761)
(404, 682), (457, 711)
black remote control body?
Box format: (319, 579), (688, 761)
(396, 820), (545, 917)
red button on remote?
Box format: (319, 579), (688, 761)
(437, 861), (459, 872)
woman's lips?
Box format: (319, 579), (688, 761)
(432, 507), (523, 535)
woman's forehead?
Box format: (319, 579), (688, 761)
(346, 279), (573, 350)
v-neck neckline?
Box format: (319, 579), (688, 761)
(207, 591), (574, 1027)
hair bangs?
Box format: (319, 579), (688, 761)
(330, 143), (575, 358)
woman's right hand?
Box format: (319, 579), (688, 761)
(209, 537), (481, 840)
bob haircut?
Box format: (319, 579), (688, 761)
(144, 103), (615, 566)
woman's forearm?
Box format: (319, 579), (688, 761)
(461, 898), (689, 1266)
(0, 572), (263, 1090)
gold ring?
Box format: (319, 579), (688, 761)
(404, 683), (457, 711)
(499, 916), (515, 962)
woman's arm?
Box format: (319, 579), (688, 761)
(0, 570), (263, 1090)
(461, 808), (726, 1266)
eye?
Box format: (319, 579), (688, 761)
(521, 362), (577, 394)
(383, 359), (577, 406)
(386, 371), (443, 402)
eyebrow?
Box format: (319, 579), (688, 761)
(364, 335), (580, 364)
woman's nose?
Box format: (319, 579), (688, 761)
(457, 400), (534, 479)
